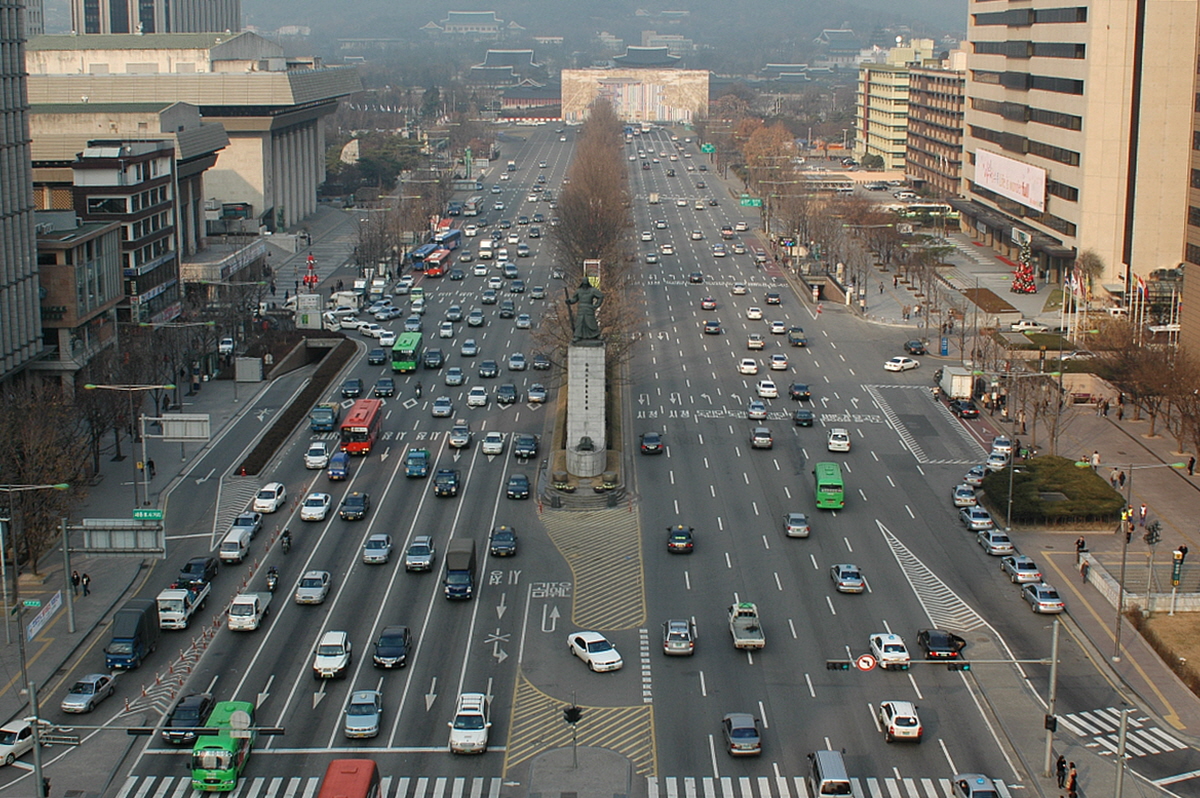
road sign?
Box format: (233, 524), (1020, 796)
(739, 197), (763, 208)
(701, 143), (715, 153)
(855, 654), (877, 672)
(23, 600), (40, 608)
(41, 734), (80, 746)
(132, 508), (163, 521)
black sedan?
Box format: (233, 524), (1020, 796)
(949, 399), (979, 418)
(506, 474), (531, 499)
(916, 628), (967, 659)
(789, 383), (811, 401)
(640, 432), (664, 454)
(793, 409), (815, 427)
(373, 378), (395, 398)
(904, 340), (928, 356)
(367, 348), (388, 366)
(341, 378), (363, 398)
(489, 525), (519, 556)
(688, 272), (704, 284)
(162, 693), (216, 744)
(667, 525), (695, 553)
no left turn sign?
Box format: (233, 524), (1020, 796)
(855, 654), (877, 672)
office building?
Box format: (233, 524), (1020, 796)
(855, 63), (911, 171)
(71, 0), (240, 34)
(905, 56), (966, 197)
(959, 0), (1197, 291)
(0, 0), (44, 381)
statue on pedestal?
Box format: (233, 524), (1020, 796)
(566, 278), (604, 344)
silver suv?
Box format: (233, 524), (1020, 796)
(313, 630), (352, 678)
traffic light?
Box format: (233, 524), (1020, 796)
(826, 660), (851, 671)
(563, 705), (583, 725)
(1044, 715), (1058, 732)
(948, 661), (971, 671)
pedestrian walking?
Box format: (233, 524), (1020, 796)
(1109, 468), (1119, 488)
(1091, 450), (1100, 470)
(1118, 470), (1126, 488)
(1117, 406), (1124, 421)
(71, 570), (80, 596)
(1056, 755), (1067, 789)
(147, 459), (156, 479)
(1188, 456), (1195, 476)
(1102, 399), (1109, 417)
(893, 274), (899, 288)
(1139, 503), (1148, 527)
(1067, 764), (1078, 796)
(81, 573), (91, 596)
(879, 282), (884, 295)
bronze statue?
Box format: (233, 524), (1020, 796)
(566, 277), (604, 344)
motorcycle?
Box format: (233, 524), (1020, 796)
(280, 531), (291, 554)
(266, 569), (278, 593)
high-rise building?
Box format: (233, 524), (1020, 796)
(72, 0), (240, 34)
(855, 63), (912, 171)
(906, 55), (966, 198)
(0, 0), (44, 381)
(959, 0), (1197, 293)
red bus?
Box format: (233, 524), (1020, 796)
(317, 759), (379, 798)
(339, 399), (383, 455)
(424, 248), (451, 277)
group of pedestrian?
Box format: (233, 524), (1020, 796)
(1055, 756), (1079, 798)
(1095, 399), (1110, 417)
(70, 570), (91, 597)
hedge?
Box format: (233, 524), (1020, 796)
(981, 455), (1124, 525)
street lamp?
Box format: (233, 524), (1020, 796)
(1074, 459), (1186, 661)
(0, 482), (70, 798)
(83, 384), (175, 506)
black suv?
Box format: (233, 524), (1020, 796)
(178, 556), (219, 585)
(423, 349), (445, 369)
(339, 491), (371, 521)
(373, 378), (395, 398)
(479, 360), (499, 378)
(490, 525), (519, 555)
(341, 378), (363, 398)
(499, 300), (516, 319)
(496, 384), (519, 404)
(434, 469), (460, 497)
(367, 348), (387, 365)
(163, 693), (216, 744)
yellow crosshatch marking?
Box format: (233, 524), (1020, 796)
(542, 508), (646, 629)
(503, 669), (656, 777)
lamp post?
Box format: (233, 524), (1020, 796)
(83, 384), (175, 506)
(1075, 460), (1186, 661)
(0, 482), (70, 798)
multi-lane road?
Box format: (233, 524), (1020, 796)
(6, 125), (1193, 798)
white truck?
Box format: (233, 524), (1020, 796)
(938, 366), (975, 401)
(155, 582), (210, 630)
(479, 239), (494, 260)
(329, 290), (361, 311)
(728, 602), (765, 649)
(649, 192), (660, 205)
(227, 592), (272, 631)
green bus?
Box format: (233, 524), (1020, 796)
(191, 701), (256, 792)
(814, 462), (845, 509)
(391, 332), (423, 372)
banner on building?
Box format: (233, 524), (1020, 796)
(977, 149), (1046, 212)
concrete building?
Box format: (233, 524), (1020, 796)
(905, 56), (966, 197)
(855, 63), (911, 171)
(32, 211), (123, 387)
(467, 49), (543, 87)
(0, 0), (44, 381)
(24, 0), (41, 35)
(959, 0), (1198, 292)
(641, 31), (694, 58)
(25, 32), (360, 232)
(561, 65), (707, 125)
(70, 0), (240, 34)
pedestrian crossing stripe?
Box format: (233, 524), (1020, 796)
(648, 776), (1012, 798)
(114, 775), (1009, 798)
(1057, 708), (1187, 758)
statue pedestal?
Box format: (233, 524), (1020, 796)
(564, 344), (606, 478)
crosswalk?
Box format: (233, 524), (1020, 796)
(115, 775), (1010, 798)
(1058, 708), (1188, 758)
(648, 777), (1012, 798)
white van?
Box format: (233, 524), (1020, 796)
(411, 298), (426, 316)
(219, 528), (253, 564)
(809, 750), (852, 797)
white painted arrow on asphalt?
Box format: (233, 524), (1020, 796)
(496, 592), (507, 619)
(541, 605), (560, 633)
(380, 445), (391, 462)
(195, 468), (215, 485)
(256, 674), (274, 707)
(424, 677), (437, 711)
(312, 681), (327, 709)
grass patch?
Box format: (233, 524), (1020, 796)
(1127, 611), (1200, 698)
(963, 287), (1018, 315)
(981, 455), (1124, 526)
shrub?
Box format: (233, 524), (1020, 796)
(981, 455), (1123, 525)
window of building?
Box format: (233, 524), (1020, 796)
(1187, 243), (1200, 266)
(1032, 42), (1085, 58)
(1047, 180), (1078, 202)
(975, 41), (1033, 58)
(1027, 139), (1080, 165)
(1029, 107), (1082, 130)
(1189, 206), (1200, 228)
(1191, 168), (1200, 188)
(1030, 74), (1084, 94)
(1193, 131), (1200, 151)
(1034, 7), (1087, 23)
(87, 196), (128, 214)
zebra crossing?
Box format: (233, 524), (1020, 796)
(648, 776), (1013, 798)
(1058, 708), (1188, 758)
(116, 774), (504, 798)
(114, 774), (1009, 798)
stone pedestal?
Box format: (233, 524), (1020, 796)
(564, 344), (606, 478)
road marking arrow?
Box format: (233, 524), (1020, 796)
(425, 677), (437, 711)
(380, 445), (390, 462)
(496, 592), (507, 619)
(541, 605), (560, 633)
(492, 641), (508, 663)
(312, 681), (327, 709)
(256, 674), (274, 707)
(194, 468), (215, 485)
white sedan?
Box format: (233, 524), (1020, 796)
(769, 353), (788, 370)
(300, 493), (332, 521)
(757, 380), (778, 398)
(884, 356), (920, 372)
(567, 631), (624, 672)
(738, 358), (759, 375)
(746, 306), (763, 320)
(466, 386), (489, 407)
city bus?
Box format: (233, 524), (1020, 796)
(191, 701), (256, 792)
(463, 196), (483, 216)
(339, 399), (384, 455)
(814, 462), (845, 509)
(433, 228), (462, 251)
(317, 759), (380, 798)
(897, 203), (959, 220)
(424, 248), (451, 277)
(409, 243), (437, 268)
(391, 332), (423, 373)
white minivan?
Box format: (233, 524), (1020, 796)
(219, 527), (253, 563)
